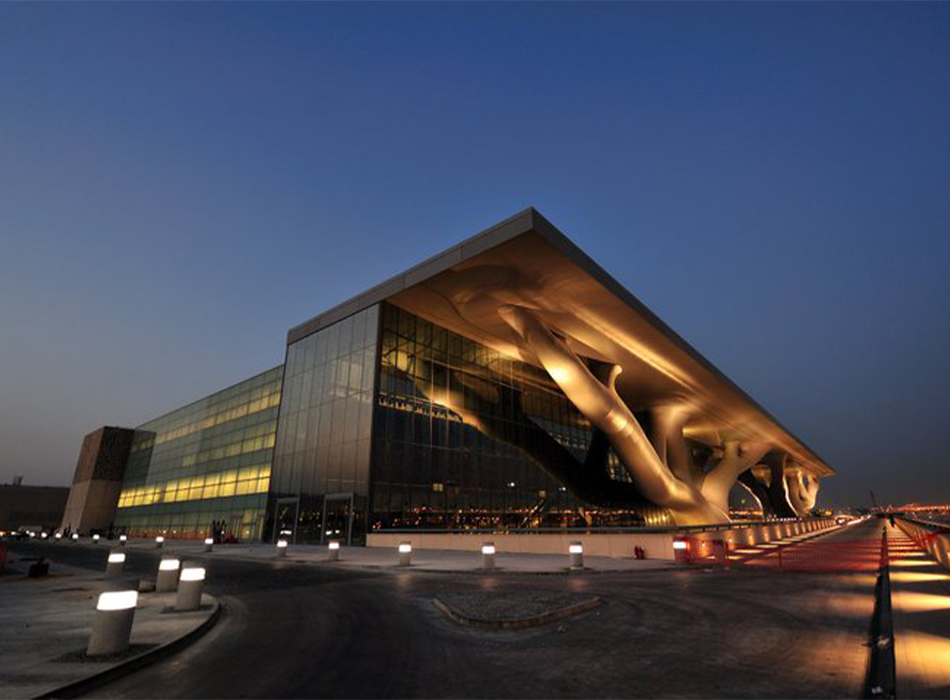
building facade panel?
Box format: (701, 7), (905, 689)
(270, 305), (379, 543)
(369, 303), (674, 531)
(112, 365), (282, 540)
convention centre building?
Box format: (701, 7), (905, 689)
(60, 209), (832, 545)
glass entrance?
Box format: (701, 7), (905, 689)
(272, 496), (300, 543)
(321, 493), (354, 545)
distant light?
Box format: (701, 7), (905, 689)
(507, 482), (516, 488)
(97, 590), (138, 611)
(328, 541), (340, 550)
(204, 538), (214, 545)
(159, 559), (180, 571)
(93, 534), (100, 541)
(398, 543), (412, 554)
(277, 540), (288, 548)
(569, 544), (583, 555)
(482, 544), (496, 555)
(55, 533), (62, 539)
(119, 535), (127, 542)
(673, 541), (688, 551)
(280, 529), (292, 536)
(155, 536), (165, 543)
(41, 533), (48, 539)
(108, 553), (126, 564)
(180, 567), (206, 582)
(72, 533), (79, 540)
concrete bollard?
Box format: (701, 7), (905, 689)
(398, 542), (412, 567)
(277, 539), (288, 558)
(175, 566), (205, 612)
(155, 536), (164, 549)
(119, 535), (127, 546)
(87, 590), (137, 656)
(569, 542), (584, 570)
(105, 551), (126, 579)
(156, 558), (180, 593)
(482, 542), (496, 570)
(328, 540), (340, 561)
(204, 538), (214, 553)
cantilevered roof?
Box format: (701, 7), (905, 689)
(287, 208), (832, 478)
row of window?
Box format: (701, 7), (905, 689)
(132, 389), (281, 453)
(117, 464), (271, 508)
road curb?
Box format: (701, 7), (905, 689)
(33, 596), (222, 700)
(433, 595), (602, 630)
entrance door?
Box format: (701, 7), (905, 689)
(272, 497), (300, 543)
(321, 493), (354, 546)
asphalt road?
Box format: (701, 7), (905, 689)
(6, 523), (882, 699)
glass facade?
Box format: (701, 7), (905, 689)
(269, 305), (379, 543)
(113, 366), (283, 540)
(370, 303), (674, 531)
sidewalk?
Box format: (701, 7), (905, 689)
(114, 537), (674, 574)
(885, 521), (950, 698)
(0, 555), (218, 699)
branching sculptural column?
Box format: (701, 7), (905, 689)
(498, 304), (776, 526)
(785, 467), (820, 516)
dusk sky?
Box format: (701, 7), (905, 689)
(1, 3), (948, 508)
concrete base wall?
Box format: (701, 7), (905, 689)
(368, 518), (836, 561)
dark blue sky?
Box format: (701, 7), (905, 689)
(1, 3), (948, 507)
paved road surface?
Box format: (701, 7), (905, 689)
(6, 524), (880, 698)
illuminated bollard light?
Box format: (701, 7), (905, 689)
(569, 542), (584, 570)
(204, 537), (214, 553)
(155, 536), (165, 549)
(119, 535), (127, 546)
(277, 539), (288, 558)
(398, 542), (412, 567)
(328, 540), (340, 561)
(54, 533), (62, 541)
(41, 532), (48, 540)
(175, 566), (205, 612)
(482, 543), (496, 570)
(71, 533), (79, 542)
(93, 534), (100, 544)
(105, 551), (126, 579)
(87, 590), (137, 656)
(156, 558), (181, 593)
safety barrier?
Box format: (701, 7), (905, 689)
(894, 516), (950, 572)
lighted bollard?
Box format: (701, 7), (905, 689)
(482, 543), (496, 570)
(87, 590), (137, 656)
(277, 539), (288, 558)
(204, 537), (214, 553)
(71, 533), (79, 542)
(175, 566), (205, 611)
(119, 535), (127, 546)
(328, 540), (340, 561)
(398, 542), (412, 567)
(93, 534), (100, 544)
(54, 533), (62, 541)
(155, 536), (164, 549)
(156, 558), (180, 593)
(569, 542), (584, 570)
(105, 551), (126, 579)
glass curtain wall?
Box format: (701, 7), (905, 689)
(113, 366), (283, 540)
(370, 303), (674, 531)
(270, 305), (379, 543)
